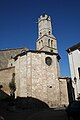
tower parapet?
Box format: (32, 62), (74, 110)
(38, 14), (51, 22)
(38, 14), (52, 38)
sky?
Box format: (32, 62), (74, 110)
(0, 0), (80, 77)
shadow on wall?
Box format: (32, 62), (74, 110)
(67, 78), (75, 103)
(14, 96), (49, 109)
(9, 73), (16, 99)
(0, 73), (16, 101)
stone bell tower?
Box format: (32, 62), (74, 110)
(36, 14), (57, 54)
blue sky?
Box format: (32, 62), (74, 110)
(0, 0), (80, 76)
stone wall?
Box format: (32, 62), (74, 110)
(59, 77), (69, 106)
(30, 51), (60, 107)
(0, 50), (69, 107)
(15, 51), (61, 107)
(0, 67), (15, 95)
(0, 48), (28, 69)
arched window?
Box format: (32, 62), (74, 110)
(40, 32), (42, 36)
(51, 40), (53, 48)
(48, 39), (50, 47)
(39, 41), (41, 48)
(41, 40), (43, 48)
(49, 31), (51, 35)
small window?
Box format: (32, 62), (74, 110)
(39, 41), (41, 48)
(51, 40), (53, 48)
(49, 31), (51, 35)
(48, 39), (50, 47)
(40, 32), (42, 36)
(51, 49), (53, 53)
(41, 40), (43, 47)
(49, 86), (52, 88)
(39, 41), (40, 45)
(45, 57), (52, 66)
(78, 68), (80, 79)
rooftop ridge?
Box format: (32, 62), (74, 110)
(66, 42), (80, 53)
(0, 47), (28, 51)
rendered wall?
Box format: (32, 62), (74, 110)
(68, 49), (80, 99)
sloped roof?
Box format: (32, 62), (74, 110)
(0, 47), (28, 69)
(66, 42), (80, 53)
(14, 49), (61, 61)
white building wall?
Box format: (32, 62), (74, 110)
(68, 49), (80, 99)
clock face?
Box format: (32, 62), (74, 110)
(45, 57), (52, 66)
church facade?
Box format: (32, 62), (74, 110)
(0, 14), (69, 107)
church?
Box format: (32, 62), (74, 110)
(0, 14), (69, 107)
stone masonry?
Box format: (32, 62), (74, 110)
(14, 50), (68, 107)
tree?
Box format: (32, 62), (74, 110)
(9, 73), (16, 99)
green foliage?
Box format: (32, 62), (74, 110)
(9, 81), (16, 92)
(9, 73), (16, 98)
